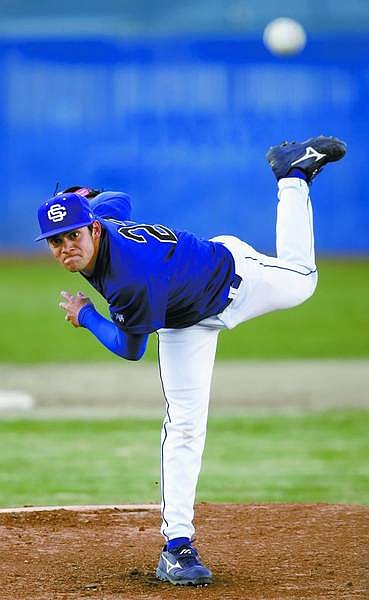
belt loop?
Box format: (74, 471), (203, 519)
(232, 274), (242, 289)
(228, 274), (242, 302)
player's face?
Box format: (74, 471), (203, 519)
(47, 222), (101, 274)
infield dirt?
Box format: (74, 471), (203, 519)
(0, 503), (368, 599)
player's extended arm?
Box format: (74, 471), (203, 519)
(59, 292), (148, 361)
(79, 304), (148, 361)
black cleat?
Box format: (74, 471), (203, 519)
(266, 135), (347, 184)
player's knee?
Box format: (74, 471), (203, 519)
(286, 271), (318, 308)
(302, 271), (318, 302)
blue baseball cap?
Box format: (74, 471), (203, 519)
(36, 193), (96, 241)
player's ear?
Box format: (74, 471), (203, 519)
(91, 220), (102, 239)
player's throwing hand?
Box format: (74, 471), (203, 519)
(59, 291), (92, 328)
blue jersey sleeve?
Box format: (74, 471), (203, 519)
(109, 276), (169, 334)
(90, 191), (132, 221)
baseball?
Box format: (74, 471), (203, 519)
(263, 17), (306, 56)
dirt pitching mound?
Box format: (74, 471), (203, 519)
(0, 503), (368, 599)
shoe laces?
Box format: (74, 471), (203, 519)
(171, 544), (200, 566)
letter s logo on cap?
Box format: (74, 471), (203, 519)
(47, 203), (67, 223)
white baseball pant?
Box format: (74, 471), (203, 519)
(157, 178), (318, 541)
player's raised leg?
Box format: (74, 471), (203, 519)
(268, 136), (346, 274)
(215, 135), (346, 327)
(266, 134), (347, 306)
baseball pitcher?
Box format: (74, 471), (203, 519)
(36, 136), (346, 586)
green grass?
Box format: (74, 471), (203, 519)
(1, 257), (369, 362)
(0, 411), (368, 508)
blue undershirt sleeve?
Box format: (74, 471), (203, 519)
(78, 304), (148, 361)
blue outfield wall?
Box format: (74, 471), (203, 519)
(0, 34), (367, 254)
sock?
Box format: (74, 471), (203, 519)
(167, 537), (191, 551)
(286, 167), (307, 181)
